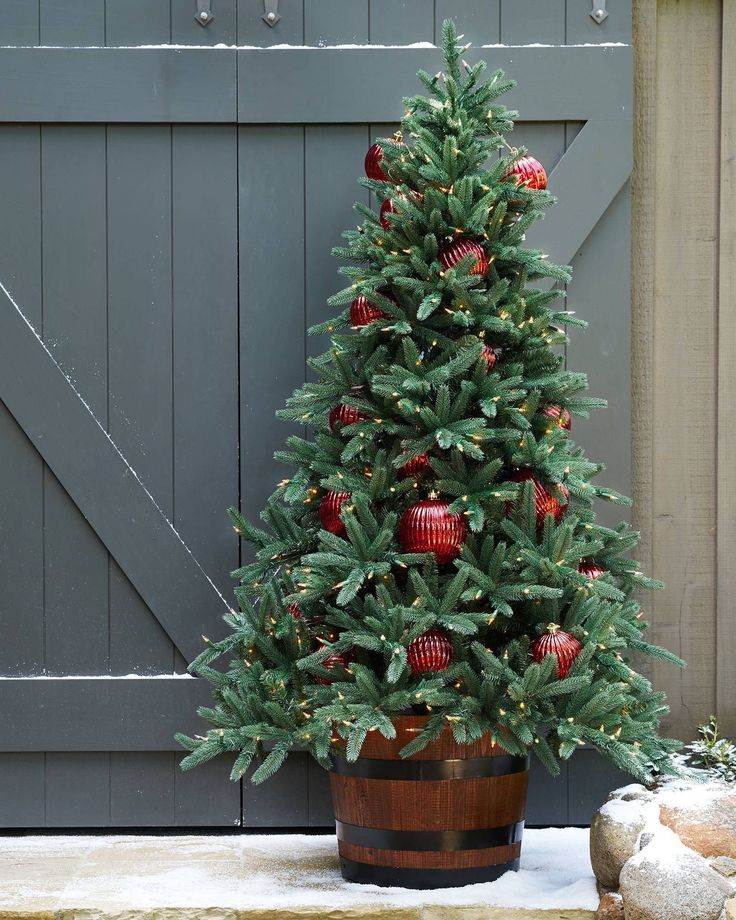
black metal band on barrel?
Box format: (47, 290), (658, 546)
(331, 752), (529, 780)
(339, 856), (521, 889)
(336, 819), (524, 851)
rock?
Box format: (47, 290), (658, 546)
(659, 781), (736, 860)
(619, 826), (733, 920)
(726, 896), (736, 919)
(637, 831), (657, 851)
(590, 797), (655, 889)
(713, 857), (736, 878)
(608, 784), (655, 804)
(596, 891), (625, 919)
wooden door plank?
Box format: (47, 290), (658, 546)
(717, 0), (736, 734)
(369, 0), (434, 45)
(0, 678), (213, 751)
(0, 754), (45, 826)
(566, 0), (633, 44)
(0, 280), (230, 664)
(501, 0), (565, 44)
(45, 753), (110, 826)
(41, 125), (110, 675)
(39, 0), (105, 45)
(110, 752), (175, 825)
(304, 0), (368, 45)
(175, 758), (241, 826)
(239, 127), (307, 519)
(236, 0), (305, 46)
(649, 0), (720, 739)
(243, 752), (309, 826)
(105, 0), (171, 45)
(3, 0), (39, 44)
(172, 125), (239, 596)
(171, 0), (237, 45)
(434, 1), (500, 46)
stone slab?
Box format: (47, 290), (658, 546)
(0, 830), (596, 920)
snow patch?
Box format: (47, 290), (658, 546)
(0, 673), (193, 680)
(599, 797), (654, 828)
(0, 41), (629, 50)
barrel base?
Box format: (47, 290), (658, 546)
(339, 856), (520, 889)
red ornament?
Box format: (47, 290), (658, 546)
(579, 560), (605, 580)
(439, 239), (488, 276)
(399, 499), (467, 564)
(407, 629), (452, 675)
(503, 155), (547, 191)
(544, 405), (572, 431)
(506, 469), (569, 528)
(329, 403), (368, 432)
(531, 623), (582, 678)
(350, 295), (387, 327)
(480, 344), (497, 372)
(287, 602), (302, 619)
(365, 143), (387, 181)
(315, 649), (355, 684)
(399, 453), (431, 479)
(380, 198), (397, 230)
(319, 491), (351, 537)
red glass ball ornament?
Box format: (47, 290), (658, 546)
(314, 649), (355, 684)
(544, 405), (572, 431)
(531, 623), (582, 678)
(329, 403), (368, 432)
(480, 344), (497, 372)
(506, 469), (569, 528)
(319, 490), (351, 537)
(579, 560), (605, 580)
(439, 239), (488, 277)
(399, 453), (431, 479)
(365, 143), (387, 181)
(350, 295), (387, 328)
(399, 499), (467, 564)
(380, 198), (397, 230)
(407, 629), (453, 675)
(503, 155), (548, 191)
(287, 602), (302, 619)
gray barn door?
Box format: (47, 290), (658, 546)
(0, 0), (632, 828)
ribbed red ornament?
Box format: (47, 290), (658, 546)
(439, 239), (488, 276)
(399, 453), (431, 479)
(531, 623), (582, 678)
(544, 405), (572, 431)
(365, 143), (387, 181)
(350, 295), (387, 328)
(579, 560), (605, 580)
(329, 403), (368, 432)
(503, 155), (548, 191)
(314, 649), (356, 685)
(407, 629), (452, 675)
(380, 198), (397, 230)
(319, 491), (351, 537)
(506, 469), (569, 528)
(399, 499), (467, 564)
(287, 602), (302, 619)
(480, 344), (497, 372)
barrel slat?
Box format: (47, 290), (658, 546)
(358, 715), (500, 760)
(337, 840), (522, 870)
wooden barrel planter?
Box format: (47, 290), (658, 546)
(329, 715), (529, 889)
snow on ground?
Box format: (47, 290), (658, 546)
(0, 828), (597, 911)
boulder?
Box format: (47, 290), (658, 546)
(596, 891), (625, 919)
(619, 827), (733, 920)
(609, 784), (656, 804)
(659, 782), (736, 860)
(713, 857), (736, 878)
(590, 797), (656, 889)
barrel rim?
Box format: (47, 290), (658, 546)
(330, 752), (529, 780)
(339, 856), (521, 889)
(336, 819), (525, 851)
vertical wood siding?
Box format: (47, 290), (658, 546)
(0, 0), (633, 826)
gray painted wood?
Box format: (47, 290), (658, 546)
(3, 1), (39, 44)
(0, 678), (214, 751)
(0, 49), (237, 122)
(568, 750), (628, 824)
(0, 9), (633, 828)
(525, 760), (568, 827)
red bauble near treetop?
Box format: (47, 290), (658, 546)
(579, 559), (605, 580)
(543, 405), (572, 431)
(399, 453), (431, 479)
(379, 198), (397, 230)
(503, 154), (548, 191)
(319, 490), (351, 537)
(287, 602), (302, 619)
(531, 623), (583, 678)
(506, 469), (569, 528)
(439, 239), (489, 276)
(480, 344), (497, 372)
(365, 143), (388, 181)
(350, 294), (390, 328)
(407, 629), (453, 675)
(399, 498), (467, 564)
(329, 403), (368, 432)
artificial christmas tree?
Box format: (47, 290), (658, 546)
(178, 21), (682, 887)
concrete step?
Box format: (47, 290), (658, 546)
(0, 829), (595, 920)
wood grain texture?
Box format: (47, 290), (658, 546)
(646, 0), (721, 737)
(717, 0), (736, 733)
(337, 839), (521, 869)
(358, 716), (504, 759)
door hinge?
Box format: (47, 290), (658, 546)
(195, 0), (214, 27)
(590, 1), (609, 24)
(263, 0), (281, 27)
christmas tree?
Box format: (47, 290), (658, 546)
(177, 21), (682, 786)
